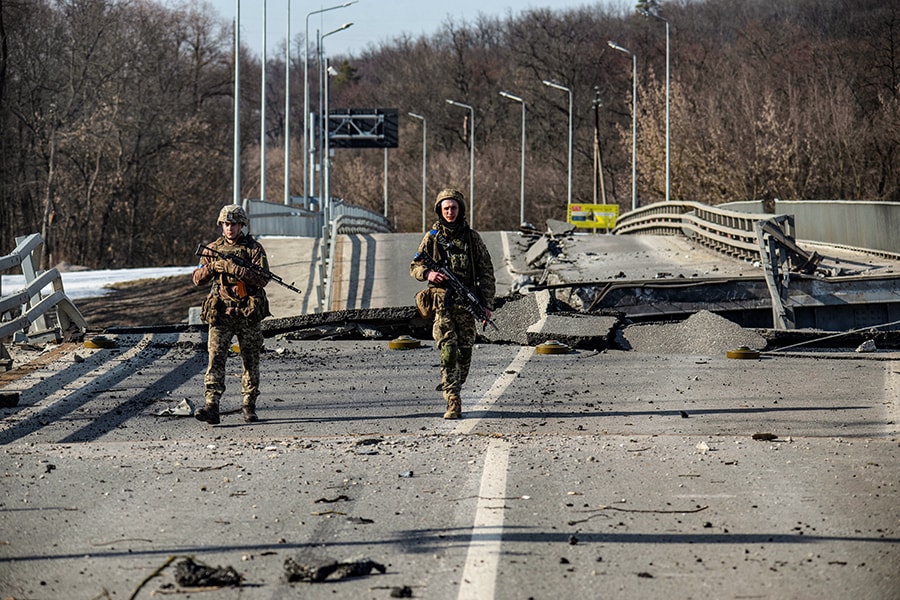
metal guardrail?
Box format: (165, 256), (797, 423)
(611, 200), (782, 261)
(241, 198), (391, 313)
(723, 200), (900, 254)
(612, 201), (835, 331)
(0, 234), (87, 363)
(319, 213), (392, 312)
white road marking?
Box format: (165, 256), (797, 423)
(887, 360), (900, 435)
(453, 346), (532, 599)
(453, 346), (533, 436)
(457, 437), (510, 600)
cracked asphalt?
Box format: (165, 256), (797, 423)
(0, 232), (898, 599)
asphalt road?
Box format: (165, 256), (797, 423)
(1, 232), (898, 600)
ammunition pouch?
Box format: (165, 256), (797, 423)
(415, 287), (447, 319)
(203, 289), (270, 325)
(415, 288), (434, 319)
(201, 294), (221, 325)
(241, 294), (270, 324)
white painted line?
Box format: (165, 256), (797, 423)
(450, 346), (531, 599)
(457, 437), (510, 600)
(887, 361), (900, 435)
(453, 345), (533, 435)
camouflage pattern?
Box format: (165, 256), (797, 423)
(410, 189), (494, 415)
(193, 226), (269, 422)
(204, 316), (264, 407)
(217, 204), (249, 225)
(435, 303), (477, 401)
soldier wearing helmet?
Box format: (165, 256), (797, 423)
(217, 204), (249, 226)
(192, 203), (271, 425)
(409, 188), (495, 419)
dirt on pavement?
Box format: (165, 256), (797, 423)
(75, 274), (206, 330)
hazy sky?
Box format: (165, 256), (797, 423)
(201, 0), (617, 58)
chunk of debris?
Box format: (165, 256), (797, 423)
(284, 554), (386, 582)
(855, 339), (876, 353)
(174, 557), (242, 587)
(157, 398), (193, 416)
(751, 432), (777, 441)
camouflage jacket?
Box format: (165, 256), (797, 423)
(409, 223), (495, 309)
(192, 234), (270, 304)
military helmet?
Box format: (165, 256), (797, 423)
(433, 188), (467, 219)
(217, 204), (248, 225)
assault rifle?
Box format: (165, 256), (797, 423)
(196, 244), (302, 295)
(413, 250), (498, 332)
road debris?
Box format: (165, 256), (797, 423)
(283, 553), (386, 582)
(855, 339), (876, 352)
(568, 504), (708, 526)
(156, 398), (193, 416)
(174, 557), (243, 587)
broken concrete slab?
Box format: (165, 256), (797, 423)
(483, 294), (542, 346)
(545, 219), (575, 237)
(527, 311), (619, 350)
(525, 236), (551, 268)
(482, 289), (622, 349)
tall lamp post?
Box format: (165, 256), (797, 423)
(640, 6), (670, 202)
(260, 0), (266, 202)
(499, 91), (526, 226)
(542, 80), (572, 208)
(446, 99), (475, 227)
(408, 112), (427, 232)
(608, 40), (637, 211)
(233, 0), (241, 205)
(318, 24), (352, 226)
(304, 1), (357, 203)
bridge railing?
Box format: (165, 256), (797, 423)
(1, 234), (87, 365)
(611, 200), (792, 262)
(241, 198), (391, 313)
(319, 212), (392, 313)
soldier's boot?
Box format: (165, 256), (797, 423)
(195, 400), (220, 425)
(443, 395), (462, 420)
(242, 399), (259, 423)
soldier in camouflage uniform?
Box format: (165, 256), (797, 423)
(410, 188), (495, 419)
(192, 205), (271, 424)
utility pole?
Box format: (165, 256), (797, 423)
(592, 88), (607, 205)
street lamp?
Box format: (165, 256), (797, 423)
(260, 0), (267, 202)
(233, 0), (241, 205)
(303, 1), (357, 203)
(408, 112), (428, 232)
(640, 6), (670, 202)
(499, 91), (526, 226)
(319, 23), (353, 224)
(608, 40), (637, 211)
(446, 99), (475, 227)
(542, 80), (573, 208)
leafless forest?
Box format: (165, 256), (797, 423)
(1, 0), (898, 269)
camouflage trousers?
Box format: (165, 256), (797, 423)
(433, 303), (476, 401)
(204, 316), (264, 407)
